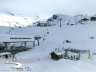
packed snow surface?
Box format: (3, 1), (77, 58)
(0, 14), (96, 72)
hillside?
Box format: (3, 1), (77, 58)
(0, 12), (39, 27)
(0, 13), (96, 72)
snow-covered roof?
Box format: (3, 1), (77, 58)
(0, 52), (11, 56)
(0, 35), (34, 42)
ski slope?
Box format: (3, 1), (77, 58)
(0, 14), (96, 72)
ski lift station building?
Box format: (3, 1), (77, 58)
(0, 35), (35, 50)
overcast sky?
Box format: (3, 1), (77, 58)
(0, 0), (96, 18)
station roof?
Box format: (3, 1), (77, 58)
(0, 35), (34, 43)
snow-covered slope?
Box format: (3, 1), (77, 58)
(40, 14), (90, 27)
(0, 12), (39, 27)
(0, 12), (90, 27)
(0, 13), (96, 72)
(14, 21), (96, 72)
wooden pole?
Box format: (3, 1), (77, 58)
(4, 42), (8, 50)
(24, 42), (27, 47)
(88, 50), (90, 59)
(78, 52), (80, 60)
(33, 41), (35, 47)
(58, 19), (62, 27)
(37, 39), (39, 46)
